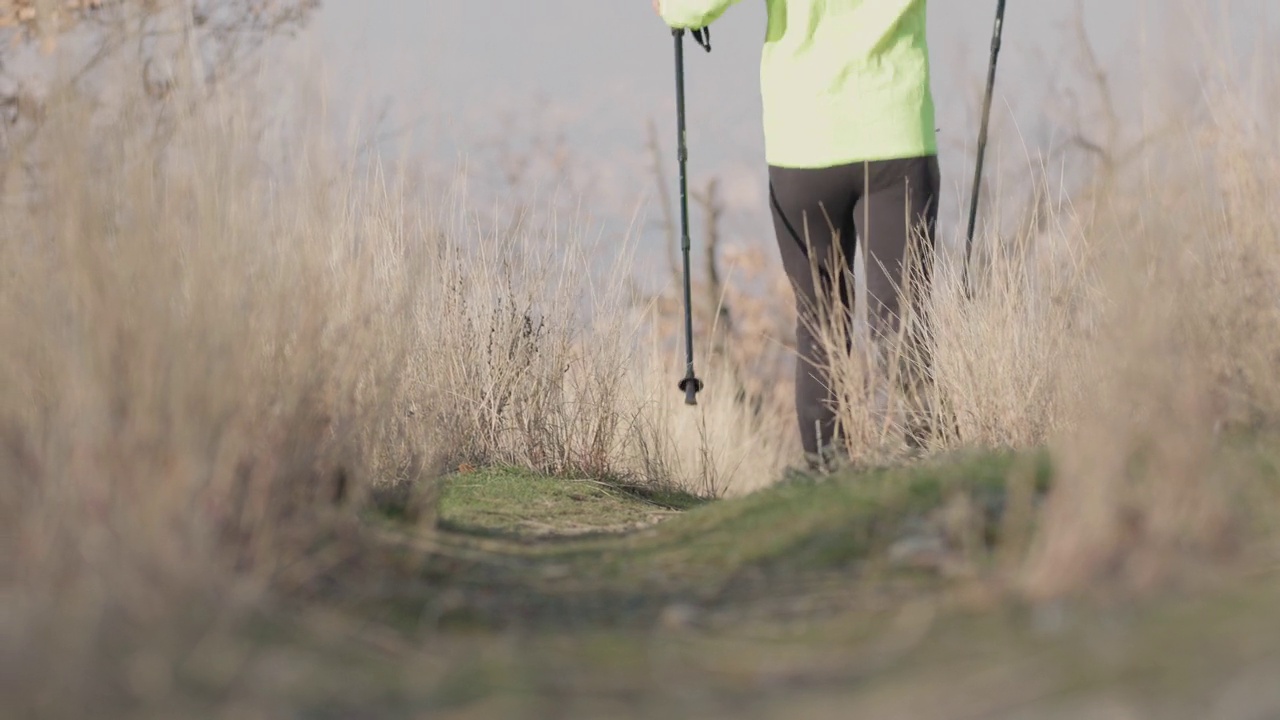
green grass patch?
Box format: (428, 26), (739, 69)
(349, 448), (1055, 636)
(437, 465), (708, 539)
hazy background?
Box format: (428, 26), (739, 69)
(307, 1), (1277, 268)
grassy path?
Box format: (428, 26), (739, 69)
(240, 450), (1279, 720)
(119, 450), (1280, 719)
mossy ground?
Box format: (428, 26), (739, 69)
(108, 447), (1280, 719)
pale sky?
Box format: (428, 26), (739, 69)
(305, 0), (1276, 267)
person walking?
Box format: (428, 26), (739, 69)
(654, 0), (942, 468)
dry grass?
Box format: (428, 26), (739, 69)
(1020, 80), (1280, 598)
(0, 54), (797, 713)
(792, 40), (1280, 597)
(6, 10), (1280, 717)
(408, 188), (795, 497)
(0, 74), (441, 713)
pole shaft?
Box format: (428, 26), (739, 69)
(674, 29), (701, 403)
(964, 0), (1007, 294)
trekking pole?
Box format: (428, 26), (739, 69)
(673, 26), (710, 405)
(963, 0), (1007, 298)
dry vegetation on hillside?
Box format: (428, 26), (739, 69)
(3, 3), (1280, 717)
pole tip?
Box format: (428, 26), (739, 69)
(678, 376), (703, 406)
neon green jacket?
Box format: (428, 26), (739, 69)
(660, 0), (937, 169)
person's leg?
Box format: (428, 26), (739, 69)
(855, 156), (941, 447)
(768, 164), (861, 462)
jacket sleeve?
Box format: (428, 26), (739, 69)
(659, 0), (743, 29)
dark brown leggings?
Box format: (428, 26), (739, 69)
(768, 155), (940, 457)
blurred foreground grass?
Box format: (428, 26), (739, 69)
(48, 443), (1278, 720)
